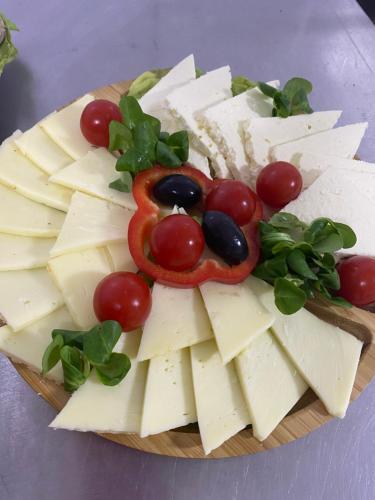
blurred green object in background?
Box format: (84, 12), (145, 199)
(0, 13), (18, 75)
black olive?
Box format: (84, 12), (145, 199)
(202, 211), (249, 266)
(152, 174), (202, 209)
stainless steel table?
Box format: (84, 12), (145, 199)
(1, 1), (375, 498)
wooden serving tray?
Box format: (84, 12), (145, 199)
(7, 80), (375, 459)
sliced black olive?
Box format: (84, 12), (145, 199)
(202, 210), (249, 266)
(152, 174), (202, 209)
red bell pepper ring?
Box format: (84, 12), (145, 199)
(128, 165), (262, 288)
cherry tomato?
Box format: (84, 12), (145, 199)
(150, 214), (205, 271)
(80, 99), (122, 147)
(205, 180), (256, 226)
(256, 161), (302, 208)
(337, 256), (375, 306)
(93, 272), (151, 331)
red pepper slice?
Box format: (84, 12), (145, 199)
(128, 165), (262, 288)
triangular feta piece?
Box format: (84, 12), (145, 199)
(140, 348), (196, 437)
(248, 277), (363, 418)
(50, 331), (148, 433)
(0, 234), (55, 271)
(190, 339), (250, 455)
(138, 283), (213, 360)
(199, 279), (274, 363)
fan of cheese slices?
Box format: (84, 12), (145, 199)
(0, 54), (373, 455)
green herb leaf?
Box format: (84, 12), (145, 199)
(283, 77), (313, 98)
(159, 131), (170, 142)
(196, 67), (205, 78)
(273, 91), (291, 118)
(167, 131), (189, 162)
(95, 353), (131, 386)
(127, 68), (170, 99)
(143, 113), (161, 138)
(156, 140), (182, 167)
(231, 76), (256, 96)
(274, 278), (307, 314)
(257, 81), (278, 98)
(51, 329), (85, 349)
(287, 249), (318, 280)
(304, 218), (343, 253)
(133, 121), (158, 162)
(109, 171), (133, 193)
(60, 346), (91, 393)
(83, 321), (122, 366)
(108, 121), (133, 152)
(334, 222), (357, 249)
(318, 268), (340, 290)
(253, 253), (289, 281)
(0, 13), (18, 75)
(258, 77), (313, 118)
(116, 148), (153, 173)
(119, 95), (144, 130)
(269, 212), (307, 230)
(42, 334), (64, 375)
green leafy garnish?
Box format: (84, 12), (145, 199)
(254, 213), (356, 314)
(127, 68), (170, 99)
(257, 77), (313, 118)
(42, 321), (131, 392)
(231, 76), (257, 96)
(0, 13), (18, 75)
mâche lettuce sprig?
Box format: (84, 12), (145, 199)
(0, 13), (18, 75)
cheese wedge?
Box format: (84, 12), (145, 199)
(249, 277), (363, 418)
(166, 66), (233, 178)
(50, 331), (148, 433)
(0, 142), (72, 211)
(190, 339), (250, 455)
(14, 125), (73, 175)
(271, 123), (368, 163)
(202, 81), (279, 183)
(50, 149), (137, 210)
(0, 306), (76, 383)
(243, 110), (341, 171)
(50, 192), (132, 257)
(0, 268), (64, 331)
(48, 248), (112, 329)
(0, 233), (55, 270)
(40, 95), (96, 159)
(140, 348), (196, 437)
(199, 279), (274, 363)
(235, 330), (308, 441)
(187, 147), (211, 178)
(290, 152), (375, 192)
(106, 242), (137, 272)
(138, 283), (213, 360)
(284, 167), (375, 257)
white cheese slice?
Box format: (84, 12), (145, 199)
(202, 81), (279, 183)
(235, 329), (308, 441)
(48, 248), (112, 329)
(0, 233), (55, 270)
(50, 148), (137, 210)
(138, 283), (213, 360)
(140, 348), (196, 437)
(0, 306), (76, 383)
(50, 331), (148, 433)
(284, 167), (375, 256)
(0, 142), (72, 211)
(249, 277), (363, 418)
(290, 152), (375, 192)
(243, 110), (342, 173)
(1, 130), (22, 147)
(14, 125), (73, 175)
(166, 66), (233, 178)
(187, 147), (211, 178)
(271, 123), (368, 163)
(0, 184), (64, 238)
(0, 268), (64, 332)
(50, 192), (133, 257)
(199, 279), (274, 363)
(190, 339), (250, 455)
(106, 242), (137, 272)
(40, 95), (96, 160)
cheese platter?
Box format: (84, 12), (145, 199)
(1, 55), (375, 459)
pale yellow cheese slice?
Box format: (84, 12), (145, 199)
(235, 330), (308, 441)
(50, 192), (133, 257)
(50, 331), (148, 433)
(14, 125), (73, 175)
(190, 339), (251, 455)
(0, 142), (72, 211)
(50, 148), (137, 210)
(138, 283), (213, 360)
(0, 268), (64, 332)
(199, 279), (274, 363)
(106, 242), (137, 272)
(0, 184), (65, 237)
(40, 95), (96, 159)
(0, 233), (55, 270)
(0, 306), (76, 383)
(140, 348), (196, 437)
(48, 248), (112, 329)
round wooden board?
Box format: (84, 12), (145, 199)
(7, 80), (375, 459)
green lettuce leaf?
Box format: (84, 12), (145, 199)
(0, 13), (18, 75)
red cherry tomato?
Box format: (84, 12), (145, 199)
(150, 214), (205, 272)
(80, 99), (122, 148)
(93, 272), (151, 331)
(337, 256), (375, 306)
(205, 180), (256, 226)
(256, 161), (302, 209)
